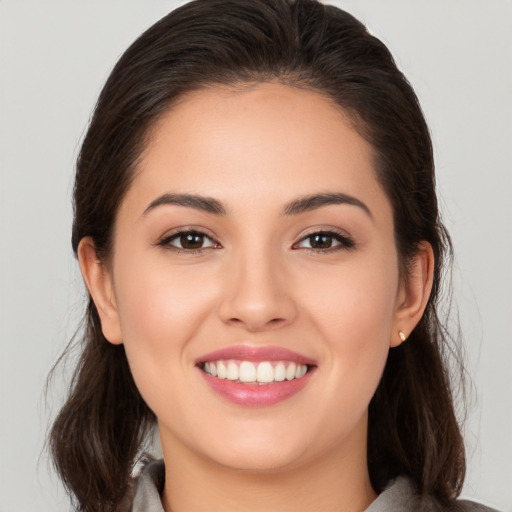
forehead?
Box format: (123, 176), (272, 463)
(125, 82), (390, 219)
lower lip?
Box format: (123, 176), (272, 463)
(199, 369), (314, 407)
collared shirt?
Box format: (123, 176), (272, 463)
(128, 459), (499, 512)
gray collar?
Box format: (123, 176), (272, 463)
(130, 459), (497, 512)
(132, 459), (166, 512)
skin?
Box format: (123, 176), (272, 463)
(79, 82), (433, 512)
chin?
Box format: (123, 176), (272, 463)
(207, 443), (309, 474)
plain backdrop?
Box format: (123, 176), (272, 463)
(1, 1), (511, 511)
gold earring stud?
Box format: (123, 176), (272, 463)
(399, 330), (406, 342)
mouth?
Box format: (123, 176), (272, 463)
(199, 360), (311, 384)
(196, 345), (317, 406)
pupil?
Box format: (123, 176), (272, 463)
(311, 234), (332, 249)
(181, 233), (203, 249)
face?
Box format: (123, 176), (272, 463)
(86, 83), (415, 474)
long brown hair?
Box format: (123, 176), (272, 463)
(49, 1), (465, 510)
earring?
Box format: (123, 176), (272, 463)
(399, 330), (407, 342)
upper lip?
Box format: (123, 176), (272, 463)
(195, 345), (316, 366)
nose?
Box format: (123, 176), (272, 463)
(217, 248), (297, 332)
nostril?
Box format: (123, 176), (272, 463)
(267, 318), (287, 327)
(226, 316), (288, 331)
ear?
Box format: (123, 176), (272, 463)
(77, 237), (123, 345)
(391, 241), (434, 347)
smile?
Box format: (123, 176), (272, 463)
(202, 360), (309, 384)
(196, 345), (316, 406)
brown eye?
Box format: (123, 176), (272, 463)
(180, 232), (205, 249)
(295, 231), (355, 251)
(159, 230), (218, 251)
(309, 234), (335, 249)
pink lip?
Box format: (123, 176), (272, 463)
(195, 345), (317, 407)
(195, 345), (316, 365)
(199, 370), (315, 407)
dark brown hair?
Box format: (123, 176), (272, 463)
(49, 1), (465, 510)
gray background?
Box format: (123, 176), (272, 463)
(1, 1), (511, 510)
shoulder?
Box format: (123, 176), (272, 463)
(456, 500), (501, 512)
(366, 476), (501, 512)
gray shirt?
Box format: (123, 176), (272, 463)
(128, 459), (499, 512)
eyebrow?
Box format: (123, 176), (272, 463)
(143, 193), (227, 216)
(142, 191), (372, 219)
(283, 192), (373, 219)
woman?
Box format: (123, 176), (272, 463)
(48, 0), (499, 510)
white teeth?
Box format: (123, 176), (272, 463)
(202, 360), (309, 384)
(286, 363), (297, 381)
(274, 362), (286, 382)
(217, 361), (227, 379)
(239, 361), (256, 382)
(256, 361), (274, 383)
(296, 364), (307, 378)
(226, 361), (239, 380)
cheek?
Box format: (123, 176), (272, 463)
(301, 253), (398, 405)
(304, 250), (398, 334)
(114, 248), (217, 337)
(111, 255), (219, 400)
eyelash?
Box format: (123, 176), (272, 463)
(293, 229), (355, 252)
(156, 229), (355, 254)
(156, 229), (220, 254)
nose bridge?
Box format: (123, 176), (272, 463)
(218, 239), (296, 330)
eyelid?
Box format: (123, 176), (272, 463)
(292, 228), (355, 251)
(154, 226), (354, 253)
(156, 226), (221, 252)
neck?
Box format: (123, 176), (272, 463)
(159, 423), (377, 512)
